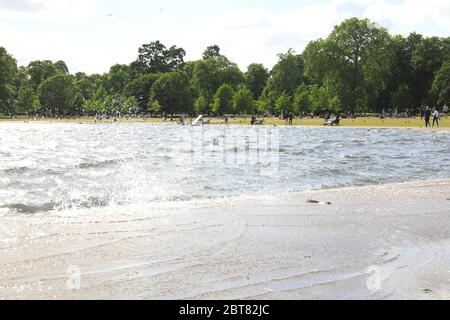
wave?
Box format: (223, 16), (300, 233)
(0, 196), (110, 215)
(1, 167), (63, 176)
(77, 159), (122, 169)
(0, 202), (57, 214)
(1, 167), (32, 174)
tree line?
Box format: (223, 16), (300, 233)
(0, 18), (449, 118)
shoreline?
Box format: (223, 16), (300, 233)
(1, 178), (450, 300)
(1, 118), (450, 131)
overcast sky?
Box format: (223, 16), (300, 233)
(0, 0), (449, 74)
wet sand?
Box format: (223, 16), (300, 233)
(1, 179), (450, 300)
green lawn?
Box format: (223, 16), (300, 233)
(205, 116), (450, 128)
(1, 116), (449, 128)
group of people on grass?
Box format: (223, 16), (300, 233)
(158, 104), (449, 128)
(423, 105), (448, 128)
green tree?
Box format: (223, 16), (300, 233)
(255, 99), (269, 115)
(261, 49), (305, 113)
(150, 72), (193, 115)
(74, 72), (97, 106)
(0, 47), (17, 115)
(293, 85), (312, 114)
(84, 98), (103, 116)
(212, 84), (234, 115)
(76, 78), (96, 103)
(192, 47), (244, 103)
(391, 84), (412, 111)
(303, 18), (392, 113)
(202, 45), (221, 60)
(411, 36), (449, 105)
(100, 94), (138, 115)
(37, 74), (78, 115)
(245, 63), (269, 100)
(371, 35), (413, 111)
(431, 61), (450, 105)
(275, 94), (293, 114)
(180, 61), (198, 80)
(132, 41), (186, 76)
(105, 64), (130, 94)
(270, 50), (305, 96)
(14, 66), (29, 93)
(233, 87), (255, 115)
(27, 60), (68, 90)
(54, 60), (69, 74)
(17, 86), (39, 115)
(411, 37), (450, 104)
(124, 74), (160, 113)
(74, 72), (87, 81)
(194, 95), (211, 115)
(309, 83), (341, 114)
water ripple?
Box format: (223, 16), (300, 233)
(0, 123), (449, 215)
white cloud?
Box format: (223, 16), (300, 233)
(362, 0), (450, 37)
(0, 0), (449, 74)
(0, 0), (96, 22)
(0, 0), (101, 72)
(0, 0), (43, 13)
(191, 0), (450, 71)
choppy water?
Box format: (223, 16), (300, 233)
(1, 123), (449, 215)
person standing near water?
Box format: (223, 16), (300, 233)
(424, 106), (431, 128)
(433, 108), (440, 128)
(443, 104), (448, 118)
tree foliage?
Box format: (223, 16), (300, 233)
(2, 19), (449, 117)
(304, 18), (393, 113)
(37, 74), (80, 115)
(27, 60), (68, 90)
(124, 74), (160, 113)
(131, 41), (186, 76)
(0, 47), (17, 115)
(431, 61), (450, 105)
(233, 87), (255, 115)
(150, 72), (193, 115)
(261, 49), (305, 113)
(245, 63), (269, 100)
(192, 47), (244, 104)
(212, 84), (234, 115)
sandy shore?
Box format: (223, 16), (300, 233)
(1, 179), (450, 300)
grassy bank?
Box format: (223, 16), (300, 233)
(1, 115), (450, 128)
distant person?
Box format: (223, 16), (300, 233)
(251, 116), (256, 126)
(443, 104), (449, 118)
(424, 106), (431, 128)
(224, 115), (229, 125)
(289, 112), (294, 125)
(433, 108), (440, 128)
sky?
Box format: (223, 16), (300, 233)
(0, 0), (449, 74)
